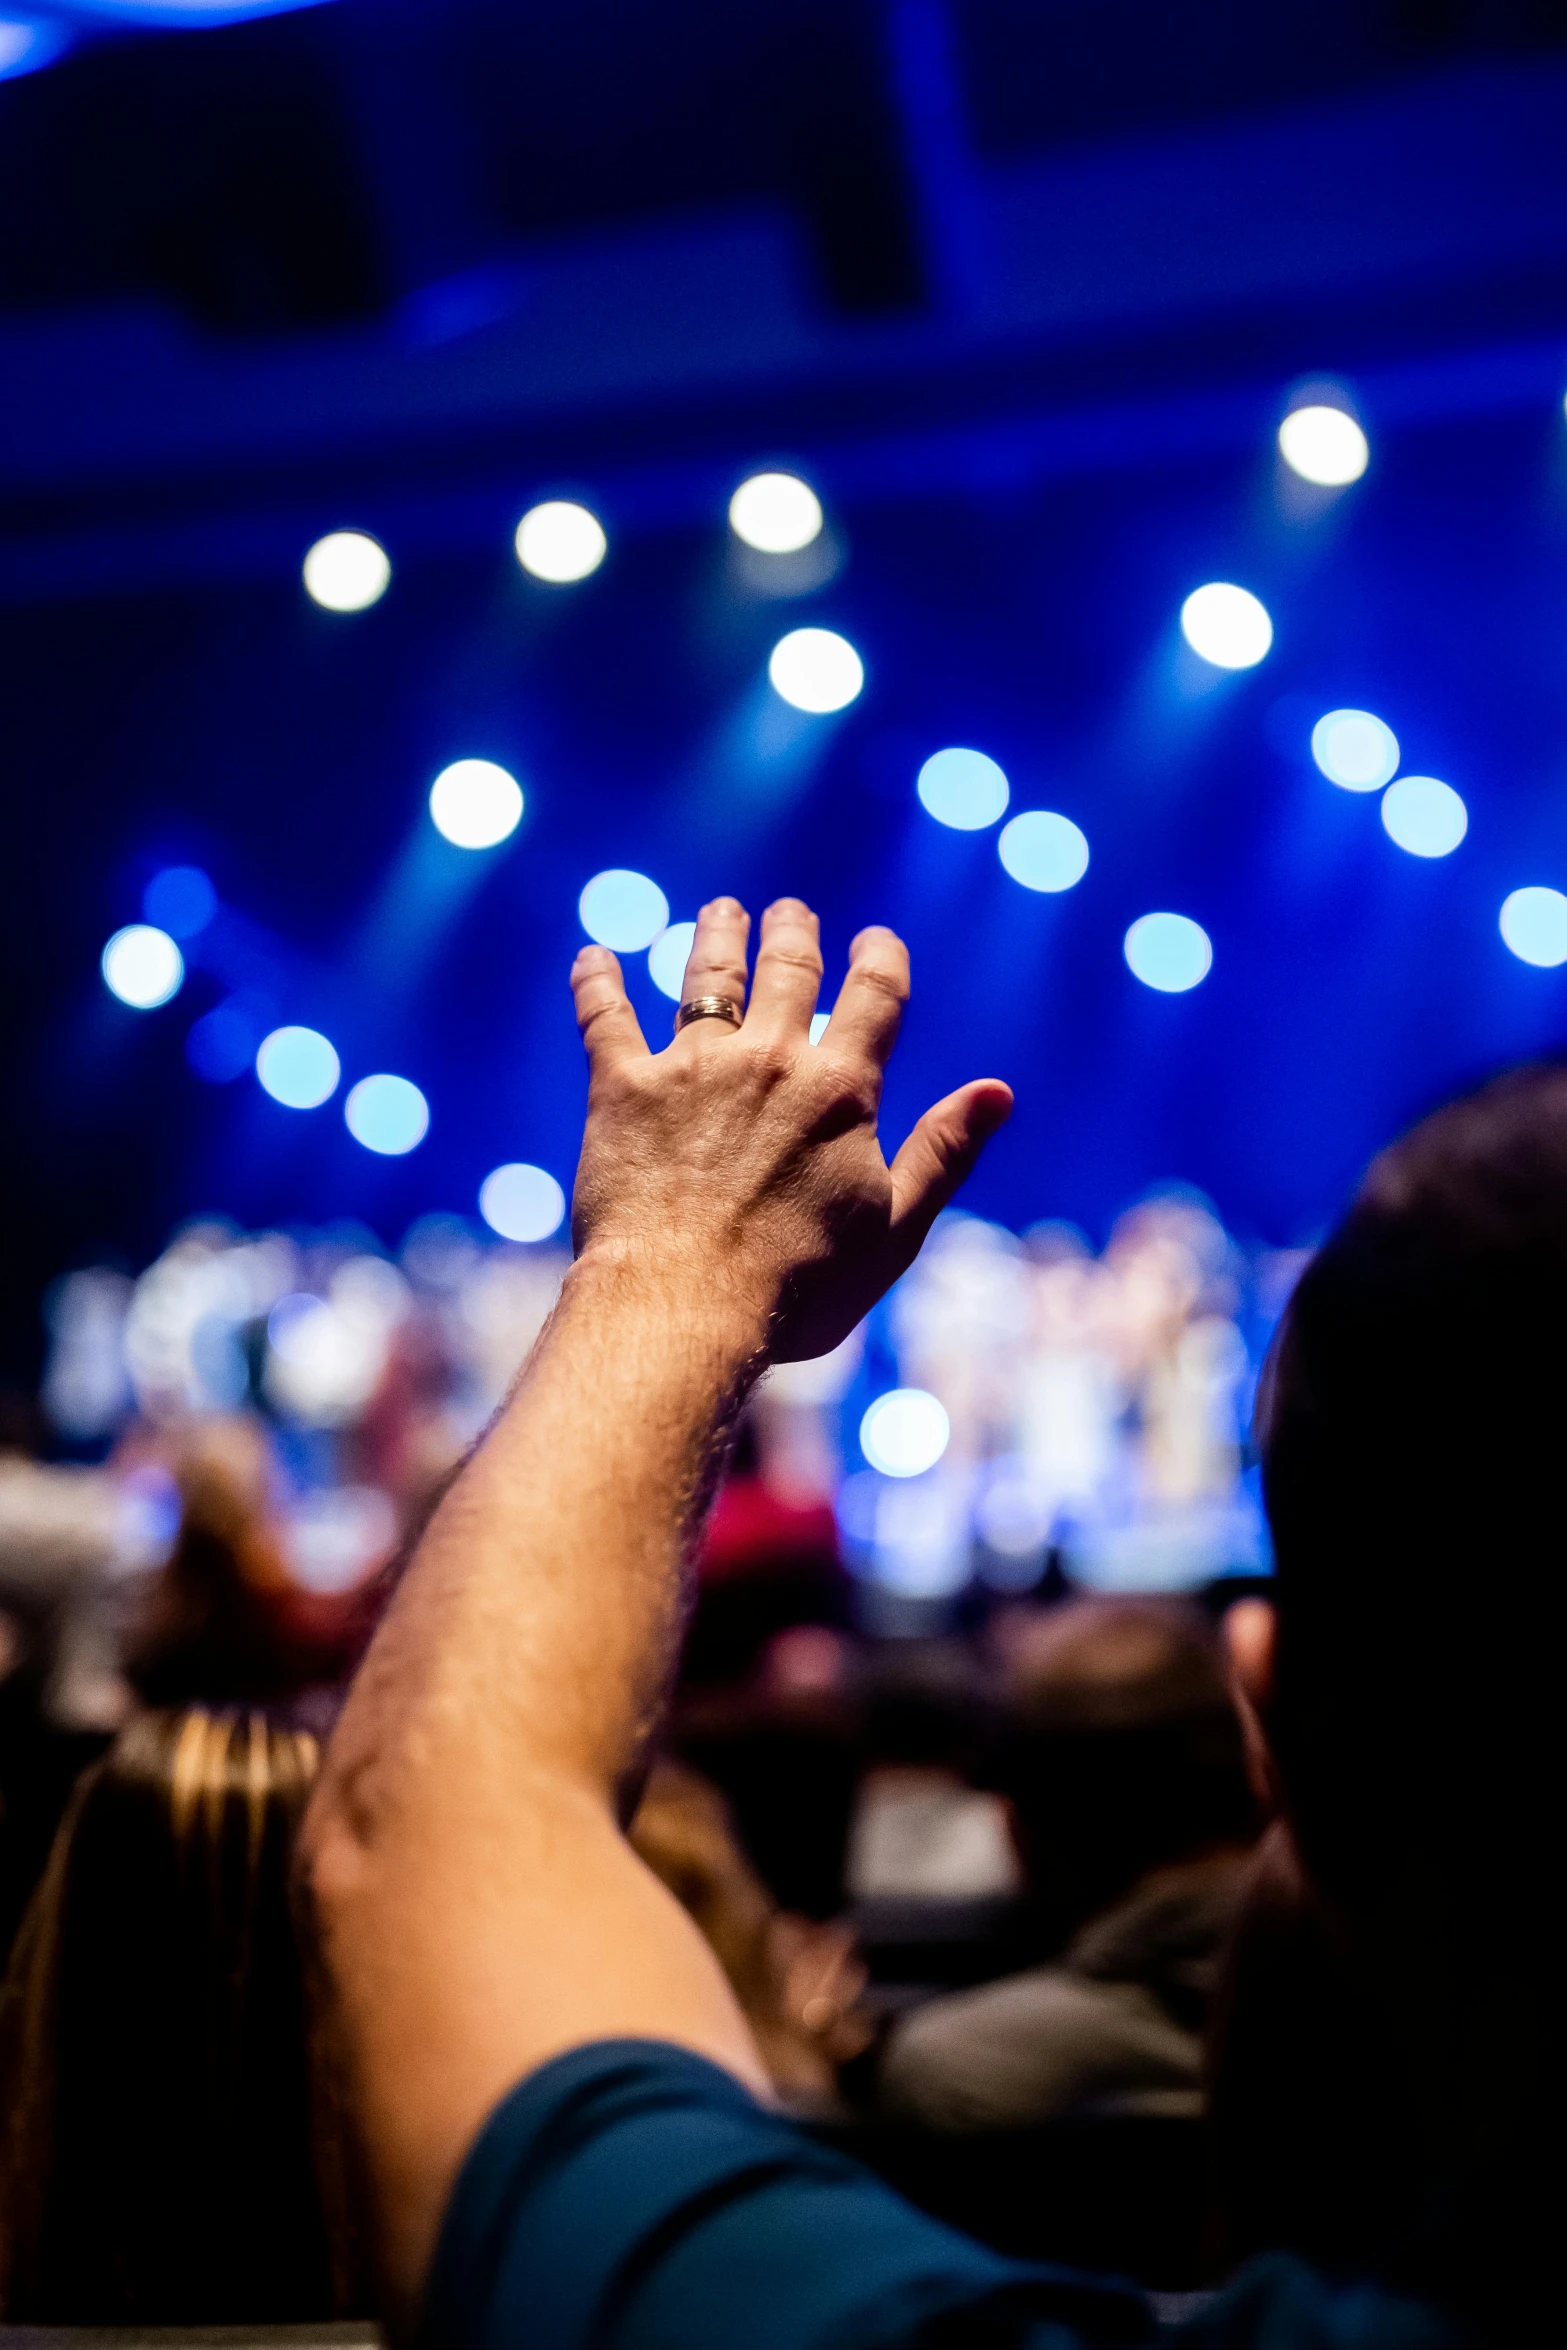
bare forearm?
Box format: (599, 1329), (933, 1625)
(303, 1247), (773, 2315)
(317, 1244), (769, 1865)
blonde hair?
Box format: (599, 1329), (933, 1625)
(0, 1708), (359, 2322)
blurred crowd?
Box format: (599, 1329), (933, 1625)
(0, 1187), (1293, 2319)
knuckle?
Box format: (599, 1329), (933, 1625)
(852, 960), (908, 1008)
(748, 1039), (796, 1089)
(763, 944), (824, 979)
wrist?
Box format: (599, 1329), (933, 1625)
(567, 1233), (778, 1362)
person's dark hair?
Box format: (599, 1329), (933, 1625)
(0, 1707), (359, 2321)
(1255, 1061), (1566, 2325)
(998, 1597), (1257, 1937)
(1262, 1063), (1562, 1909)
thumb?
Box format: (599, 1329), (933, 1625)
(888, 1079), (1013, 1267)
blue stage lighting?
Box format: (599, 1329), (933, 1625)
(429, 759), (524, 849)
(579, 869), (669, 952)
(648, 920), (697, 1001)
(256, 1026), (340, 1109)
(515, 501), (606, 583)
(767, 628), (864, 713)
(303, 531), (390, 612)
(101, 925), (183, 1009)
(345, 1074), (429, 1155)
(1381, 776), (1467, 859)
(860, 1388), (950, 1478)
(1124, 912), (1213, 993)
(916, 747), (1009, 831)
(1311, 709), (1399, 792)
(998, 811), (1090, 892)
(0, 19), (70, 80)
(729, 473), (823, 554)
(1500, 887), (1567, 967)
(479, 1163), (567, 1242)
(810, 1012), (830, 1044)
(1180, 583), (1273, 670)
(143, 865), (217, 938)
(1278, 405), (1369, 486)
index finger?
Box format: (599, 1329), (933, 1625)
(820, 925), (910, 1069)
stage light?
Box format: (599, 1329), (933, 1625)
(1311, 709), (1399, 792)
(1381, 776), (1467, 859)
(428, 759), (524, 849)
(143, 864), (217, 938)
(860, 1388), (950, 1479)
(810, 1013), (830, 1044)
(1180, 583), (1273, 669)
(1124, 912), (1212, 993)
(479, 1162), (567, 1243)
(302, 530), (390, 612)
(345, 1074), (428, 1155)
(767, 627), (864, 713)
(999, 811), (1090, 893)
(1500, 886), (1567, 967)
(0, 19), (69, 80)
(101, 925), (183, 1009)
(579, 869), (670, 951)
(729, 472), (824, 554)
(515, 501), (606, 583)
(256, 1025), (339, 1109)
(917, 747), (1009, 830)
(648, 920), (697, 1001)
(1279, 404), (1369, 486)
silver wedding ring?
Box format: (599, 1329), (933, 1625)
(675, 994), (743, 1034)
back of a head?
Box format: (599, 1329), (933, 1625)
(0, 1707), (350, 2322)
(1259, 1065), (1567, 2325)
(1263, 1063), (1567, 1915)
(1001, 1597), (1255, 1928)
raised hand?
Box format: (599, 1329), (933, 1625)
(569, 895), (1012, 1361)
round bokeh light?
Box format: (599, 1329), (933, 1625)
(860, 1388), (951, 1479)
(514, 501), (606, 583)
(1500, 887), (1567, 967)
(648, 920), (698, 1001)
(345, 1074), (429, 1156)
(767, 627), (864, 713)
(729, 472), (823, 554)
(1381, 776), (1467, 859)
(143, 865), (217, 938)
(102, 924), (183, 1009)
(998, 811), (1090, 893)
(1124, 912), (1213, 993)
(579, 869), (670, 952)
(1279, 404), (1369, 486)
(429, 759), (524, 849)
(302, 531), (390, 612)
(479, 1163), (567, 1243)
(1180, 583), (1273, 670)
(256, 1026), (340, 1109)
(916, 747), (1009, 831)
(1311, 709), (1399, 792)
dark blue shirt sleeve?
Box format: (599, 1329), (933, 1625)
(422, 2039), (1154, 2350)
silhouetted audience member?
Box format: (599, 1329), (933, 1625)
(878, 1598), (1258, 2128)
(0, 1706), (360, 2321)
(125, 1416), (373, 1708)
(1204, 1062), (1567, 2334)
